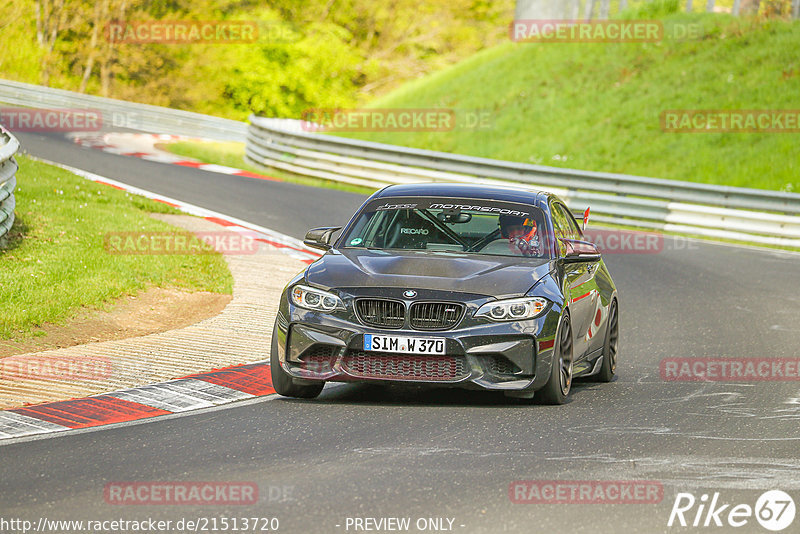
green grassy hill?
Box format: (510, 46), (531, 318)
(344, 6), (800, 192)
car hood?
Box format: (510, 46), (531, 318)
(306, 248), (553, 298)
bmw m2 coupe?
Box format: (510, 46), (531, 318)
(270, 183), (619, 404)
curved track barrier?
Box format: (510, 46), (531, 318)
(0, 78), (246, 141)
(0, 76), (797, 247)
(0, 128), (19, 240)
(246, 115), (800, 247)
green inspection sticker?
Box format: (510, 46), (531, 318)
(350, 238), (363, 246)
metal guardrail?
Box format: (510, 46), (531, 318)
(0, 78), (796, 247)
(0, 128), (19, 240)
(246, 115), (800, 247)
(0, 79), (247, 141)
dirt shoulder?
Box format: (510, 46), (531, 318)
(0, 288), (231, 358)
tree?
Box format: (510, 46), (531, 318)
(17, 0), (517, 118)
(586, 0), (597, 20)
(599, 0), (610, 19)
(570, 0), (582, 18)
(77, 0), (105, 93)
(740, 0), (762, 14)
(35, 0), (69, 85)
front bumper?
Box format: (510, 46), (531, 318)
(274, 290), (561, 392)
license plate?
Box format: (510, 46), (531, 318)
(363, 334), (445, 355)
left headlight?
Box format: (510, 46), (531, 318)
(291, 284), (345, 312)
(475, 297), (549, 322)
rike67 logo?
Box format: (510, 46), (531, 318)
(668, 490), (796, 531)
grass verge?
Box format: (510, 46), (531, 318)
(0, 155), (233, 340)
(337, 9), (800, 193)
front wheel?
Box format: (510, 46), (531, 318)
(270, 322), (324, 399)
(537, 314), (573, 405)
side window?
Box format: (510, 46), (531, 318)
(557, 204), (583, 240)
(550, 203), (570, 240)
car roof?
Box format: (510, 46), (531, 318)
(372, 183), (551, 207)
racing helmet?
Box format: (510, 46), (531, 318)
(498, 214), (536, 239)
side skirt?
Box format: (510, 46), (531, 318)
(573, 348), (603, 377)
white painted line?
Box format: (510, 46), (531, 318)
(70, 132), (249, 176)
(107, 385), (217, 413)
(0, 392), (281, 447)
(140, 154), (184, 164)
(0, 411), (70, 438)
(0, 381), (352, 447)
(97, 147), (128, 156)
(104, 379), (253, 413)
(27, 156), (322, 263)
(198, 163), (242, 174)
(157, 378), (254, 405)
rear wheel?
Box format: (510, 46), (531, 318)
(270, 322), (324, 399)
(537, 314), (573, 405)
(593, 300), (618, 383)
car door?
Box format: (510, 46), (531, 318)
(551, 201), (593, 359)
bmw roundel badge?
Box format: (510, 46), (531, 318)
(403, 290), (417, 298)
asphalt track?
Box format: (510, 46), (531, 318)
(2, 131), (800, 534)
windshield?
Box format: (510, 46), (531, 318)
(340, 197), (550, 258)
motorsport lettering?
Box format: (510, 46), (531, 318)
(372, 202), (529, 218)
(427, 204), (529, 217)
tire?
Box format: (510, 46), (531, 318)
(537, 314), (573, 405)
(270, 322), (324, 399)
(593, 299), (618, 383)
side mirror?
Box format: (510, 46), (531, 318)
(303, 226), (342, 251)
(560, 238), (601, 263)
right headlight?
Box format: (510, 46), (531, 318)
(290, 285), (344, 312)
(474, 297), (549, 322)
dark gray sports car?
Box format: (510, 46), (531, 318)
(270, 183), (619, 404)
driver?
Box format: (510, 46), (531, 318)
(498, 214), (541, 256)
